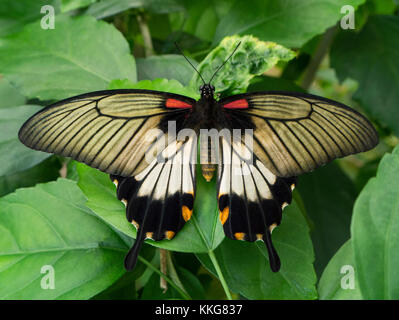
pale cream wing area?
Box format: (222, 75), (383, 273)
(223, 93), (379, 178)
(19, 90), (195, 177)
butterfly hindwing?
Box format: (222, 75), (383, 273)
(220, 91), (379, 177)
(217, 134), (296, 272)
(18, 89), (195, 178)
(111, 131), (197, 270)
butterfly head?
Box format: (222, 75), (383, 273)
(199, 84), (215, 99)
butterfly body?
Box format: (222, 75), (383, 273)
(19, 84), (378, 273)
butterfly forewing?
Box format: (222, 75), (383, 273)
(19, 90), (195, 177)
(220, 92), (378, 177)
(18, 89), (197, 271)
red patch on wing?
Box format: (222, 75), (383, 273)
(223, 99), (249, 109)
(166, 99), (192, 109)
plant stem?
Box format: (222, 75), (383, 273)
(166, 251), (188, 295)
(208, 250), (233, 300)
(138, 255), (191, 300)
(159, 249), (168, 292)
(301, 26), (337, 90)
(136, 13), (153, 57)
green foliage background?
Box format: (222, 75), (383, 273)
(0, 0), (398, 300)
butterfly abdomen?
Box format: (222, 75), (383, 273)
(200, 135), (217, 182)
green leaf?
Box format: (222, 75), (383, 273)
(0, 178), (127, 299)
(86, 0), (145, 19)
(197, 201), (317, 300)
(351, 144), (399, 299)
(0, 105), (51, 176)
(0, 78), (26, 109)
(331, 15), (399, 136)
(108, 78), (199, 99)
(86, 0), (183, 19)
(368, 0), (397, 14)
(92, 244), (155, 300)
(213, 0), (366, 48)
(76, 163), (224, 253)
(170, 0), (232, 42)
(190, 35), (295, 97)
(0, 157), (61, 197)
(61, 0), (97, 12)
(318, 240), (363, 300)
(0, 15), (136, 101)
(247, 75), (305, 93)
(137, 55), (196, 86)
(297, 163), (357, 277)
(0, 0), (60, 36)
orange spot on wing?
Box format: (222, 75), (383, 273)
(132, 220), (139, 229)
(145, 232), (153, 239)
(219, 207), (229, 225)
(166, 99), (192, 109)
(234, 232), (245, 240)
(165, 231), (175, 240)
(182, 206), (192, 222)
(223, 99), (249, 109)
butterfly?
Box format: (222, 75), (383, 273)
(18, 52), (378, 273)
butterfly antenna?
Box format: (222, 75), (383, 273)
(174, 42), (206, 85)
(208, 41), (241, 85)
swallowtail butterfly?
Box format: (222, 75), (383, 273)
(18, 50), (378, 272)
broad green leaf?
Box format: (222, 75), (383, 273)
(0, 157), (61, 197)
(61, 0), (97, 12)
(0, 178), (128, 299)
(247, 75), (305, 93)
(0, 0), (60, 36)
(351, 145), (399, 299)
(92, 244), (155, 300)
(0, 105), (51, 176)
(368, 0), (397, 14)
(0, 78), (25, 109)
(197, 201), (317, 300)
(86, 0), (145, 19)
(297, 163), (357, 277)
(190, 35), (295, 97)
(86, 0), (183, 19)
(169, 0), (233, 42)
(331, 15), (399, 136)
(137, 55), (196, 86)
(109, 78), (199, 99)
(0, 15), (136, 101)
(213, 0), (366, 48)
(318, 240), (363, 300)
(76, 164), (224, 253)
